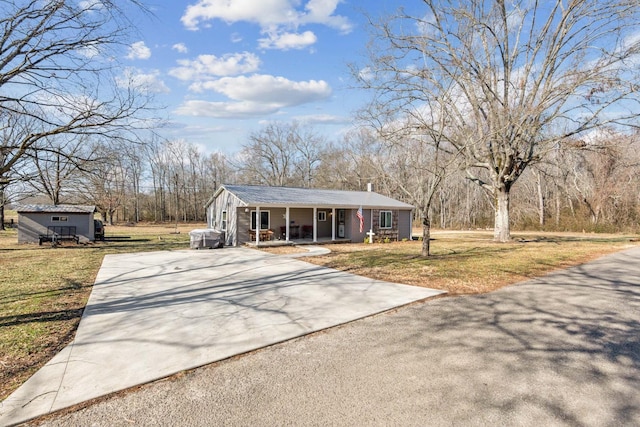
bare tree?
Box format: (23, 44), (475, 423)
(78, 142), (127, 224)
(25, 135), (92, 204)
(0, 110), (33, 229)
(140, 138), (229, 223)
(290, 126), (326, 188)
(562, 131), (639, 227)
(237, 122), (327, 187)
(0, 0), (151, 193)
(145, 137), (170, 221)
(311, 130), (385, 192)
(376, 130), (455, 256)
(357, 0), (640, 241)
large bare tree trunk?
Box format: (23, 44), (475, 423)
(494, 188), (511, 242)
(357, 0), (640, 242)
(0, 189), (5, 231)
(555, 193), (561, 227)
(421, 210), (431, 257)
(536, 172), (545, 226)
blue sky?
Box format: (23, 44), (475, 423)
(123, 1), (394, 153)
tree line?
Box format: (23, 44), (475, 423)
(2, 0), (640, 248)
(4, 121), (639, 237)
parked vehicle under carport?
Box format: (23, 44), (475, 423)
(94, 220), (105, 241)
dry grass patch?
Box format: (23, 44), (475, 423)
(303, 232), (639, 295)
(257, 245), (309, 255)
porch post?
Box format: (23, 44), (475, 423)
(331, 208), (335, 241)
(285, 207), (290, 242)
(255, 206), (260, 245)
(313, 207), (317, 243)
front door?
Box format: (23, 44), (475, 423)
(337, 209), (345, 238)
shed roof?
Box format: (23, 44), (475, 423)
(16, 204), (96, 214)
(215, 185), (413, 209)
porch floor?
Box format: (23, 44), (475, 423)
(245, 237), (352, 247)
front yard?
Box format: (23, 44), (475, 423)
(300, 231), (640, 295)
(1, 227), (638, 400)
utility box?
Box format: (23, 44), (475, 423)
(189, 229), (224, 249)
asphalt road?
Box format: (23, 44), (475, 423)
(32, 246), (640, 427)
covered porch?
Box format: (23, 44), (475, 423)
(241, 206), (352, 246)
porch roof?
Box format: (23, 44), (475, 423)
(216, 184), (413, 210)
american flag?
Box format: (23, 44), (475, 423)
(356, 206), (364, 233)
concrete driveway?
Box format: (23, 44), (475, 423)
(0, 247), (442, 426)
(28, 246), (640, 426)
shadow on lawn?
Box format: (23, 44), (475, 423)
(0, 308), (84, 328)
(0, 279), (91, 304)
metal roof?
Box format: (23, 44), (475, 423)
(16, 204), (96, 214)
(220, 185), (414, 209)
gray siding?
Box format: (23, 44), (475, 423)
(18, 213), (94, 243)
(316, 209), (332, 238)
(204, 186), (414, 246)
(237, 207), (250, 245)
(207, 189), (242, 246)
(350, 208), (367, 243)
(398, 210), (412, 240)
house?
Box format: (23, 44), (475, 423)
(17, 204), (97, 244)
(205, 184), (414, 246)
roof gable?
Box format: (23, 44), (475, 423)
(219, 185), (413, 209)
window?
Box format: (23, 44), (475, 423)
(318, 211), (327, 222)
(52, 216), (68, 222)
(221, 211), (227, 231)
(250, 210), (270, 230)
(379, 210), (392, 229)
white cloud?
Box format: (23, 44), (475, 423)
(300, 0), (352, 33)
(78, 0), (105, 12)
(79, 44), (101, 59)
(292, 114), (350, 125)
(169, 52), (261, 81)
(182, 0), (294, 30)
(175, 100), (284, 119)
(181, 0), (353, 42)
(358, 67), (374, 82)
(258, 30), (317, 50)
(126, 41), (151, 60)
(192, 74), (331, 104)
(172, 43), (188, 54)
(175, 74), (332, 119)
(415, 13), (436, 36)
(118, 68), (170, 94)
